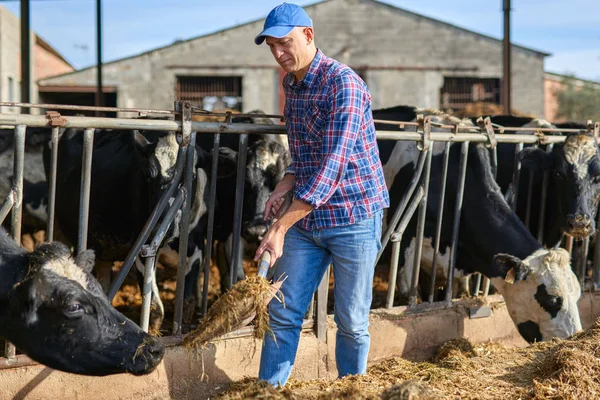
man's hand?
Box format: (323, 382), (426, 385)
(254, 223), (286, 268)
(264, 174), (295, 221)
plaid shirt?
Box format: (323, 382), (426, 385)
(283, 49), (389, 230)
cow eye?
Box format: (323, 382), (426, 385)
(64, 303), (84, 317)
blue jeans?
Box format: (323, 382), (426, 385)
(259, 210), (383, 386)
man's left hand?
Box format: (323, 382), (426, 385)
(254, 223), (286, 268)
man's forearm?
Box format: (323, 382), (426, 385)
(272, 199), (313, 233)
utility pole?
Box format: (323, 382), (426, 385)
(20, 0), (31, 112)
(95, 0), (103, 115)
(502, 0), (512, 113)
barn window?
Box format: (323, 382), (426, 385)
(176, 76), (243, 111)
(440, 77), (501, 112)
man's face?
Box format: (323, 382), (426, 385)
(266, 27), (313, 73)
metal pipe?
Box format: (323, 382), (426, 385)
(0, 188), (15, 226)
(593, 210), (600, 290)
(537, 144), (553, 242)
(229, 133), (248, 290)
(95, 0), (103, 115)
(524, 170), (535, 229)
(47, 127), (60, 241)
(386, 241), (402, 309)
(481, 276), (491, 297)
(577, 238), (589, 290)
(490, 147), (498, 180)
(202, 133), (221, 315)
(108, 146), (186, 300)
(77, 128), (94, 254)
(390, 187), (424, 243)
(11, 125), (25, 245)
(473, 274), (482, 296)
(0, 354), (37, 370)
(428, 142), (451, 303)
(409, 150), (433, 306)
(510, 143), (524, 212)
(20, 0), (31, 111)
(445, 142), (470, 305)
(140, 255), (156, 333)
(173, 135), (196, 336)
(377, 150), (427, 263)
(503, 0), (512, 113)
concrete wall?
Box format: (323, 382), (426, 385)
(1, 293), (598, 400)
(38, 0), (547, 117)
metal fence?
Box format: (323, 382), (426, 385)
(0, 101), (598, 371)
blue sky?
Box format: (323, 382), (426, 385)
(3, 0), (599, 81)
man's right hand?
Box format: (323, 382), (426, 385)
(264, 174), (295, 221)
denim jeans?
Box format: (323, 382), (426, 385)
(259, 210), (383, 386)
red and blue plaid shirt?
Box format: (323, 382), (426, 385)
(284, 49), (389, 230)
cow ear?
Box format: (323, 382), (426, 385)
(519, 147), (553, 172)
(133, 130), (153, 155)
(493, 253), (530, 284)
(75, 250), (96, 273)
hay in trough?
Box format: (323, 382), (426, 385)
(183, 276), (283, 350)
(212, 318), (600, 399)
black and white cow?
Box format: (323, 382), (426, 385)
(196, 113), (291, 292)
(384, 136), (582, 342)
(42, 128), (213, 331)
(0, 227), (164, 376)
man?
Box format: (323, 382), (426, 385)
(253, 2), (389, 386)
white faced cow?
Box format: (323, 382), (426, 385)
(374, 106), (583, 342)
(0, 227), (164, 376)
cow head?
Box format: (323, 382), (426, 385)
(243, 137), (291, 242)
(1, 233), (164, 376)
(520, 133), (600, 240)
(491, 248), (582, 343)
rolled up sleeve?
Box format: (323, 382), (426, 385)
(294, 73), (366, 208)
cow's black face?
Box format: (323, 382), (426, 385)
(6, 243), (164, 376)
(242, 139), (290, 243)
(521, 134), (600, 240)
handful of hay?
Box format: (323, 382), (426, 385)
(183, 275), (284, 349)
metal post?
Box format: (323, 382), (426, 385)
(140, 256), (156, 333)
(428, 142), (451, 303)
(95, 0), (103, 115)
(201, 133), (221, 315)
(77, 128), (94, 254)
(409, 149), (433, 306)
(502, 0), (512, 113)
(20, 0), (31, 112)
(446, 142), (470, 304)
(0, 189), (16, 225)
(593, 209), (600, 290)
(47, 127), (59, 241)
(11, 125), (25, 245)
(173, 104), (195, 335)
(315, 265), (330, 342)
(229, 133), (248, 290)
(510, 143), (523, 212)
(537, 144), (553, 243)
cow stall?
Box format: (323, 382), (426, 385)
(1, 101), (600, 398)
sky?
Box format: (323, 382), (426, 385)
(2, 0), (599, 81)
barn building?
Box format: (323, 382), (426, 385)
(37, 0), (548, 117)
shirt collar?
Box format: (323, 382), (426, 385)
(287, 49), (325, 90)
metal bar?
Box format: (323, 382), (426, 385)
(473, 274), (482, 296)
(445, 142), (470, 305)
(0, 102), (174, 115)
(377, 150), (428, 263)
(202, 133), (220, 315)
(481, 276), (491, 297)
(386, 241), (402, 309)
(95, 0), (103, 115)
(11, 125), (25, 245)
(47, 127), (59, 241)
(428, 142), (451, 303)
(140, 189), (186, 258)
(20, 0), (31, 111)
(577, 238), (589, 290)
(229, 133), (248, 290)
(409, 149), (433, 306)
(390, 187), (424, 243)
(502, 0), (512, 113)
(0, 354), (37, 370)
(537, 144), (553, 243)
(315, 265), (330, 342)
(140, 255), (156, 333)
(77, 128), (94, 254)
(593, 209), (600, 290)
(524, 170), (535, 229)
(0, 188), (16, 226)
(173, 134), (196, 336)
(108, 146), (186, 300)
(565, 236), (574, 256)
(510, 143), (524, 212)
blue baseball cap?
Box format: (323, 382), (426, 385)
(254, 3), (313, 45)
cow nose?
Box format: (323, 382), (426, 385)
(246, 225), (268, 239)
(145, 337), (165, 360)
(567, 214), (593, 237)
